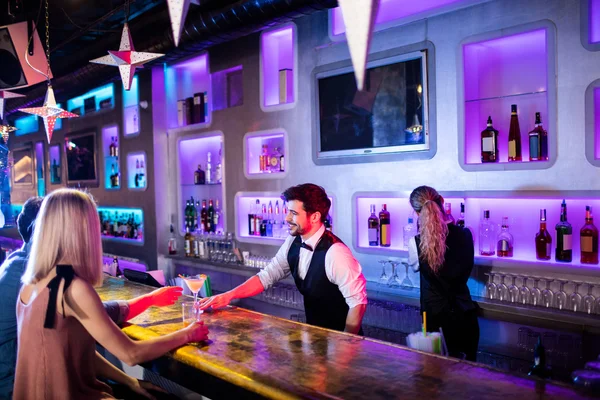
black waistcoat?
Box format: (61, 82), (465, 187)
(287, 230), (350, 332)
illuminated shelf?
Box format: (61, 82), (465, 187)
(123, 75), (140, 137)
(260, 23), (297, 111)
(98, 206), (144, 245)
(67, 83), (114, 116)
(243, 129), (288, 179)
(102, 125), (121, 190)
(585, 79), (600, 167)
(126, 151), (147, 191)
(581, 0), (600, 51)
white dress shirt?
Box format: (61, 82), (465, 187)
(257, 225), (367, 309)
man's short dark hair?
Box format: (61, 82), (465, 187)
(281, 184), (331, 222)
(17, 197), (43, 243)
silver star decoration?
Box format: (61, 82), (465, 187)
(90, 23), (164, 90)
(0, 90), (26, 119)
(167, 0), (199, 47)
(18, 85), (79, 143)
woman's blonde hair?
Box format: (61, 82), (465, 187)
(409, 186), (448, 273)
(22, 188), (103, 287)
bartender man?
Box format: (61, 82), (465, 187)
(199, 183), (367, 334)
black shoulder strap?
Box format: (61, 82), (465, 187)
(44, 265), (75, 329)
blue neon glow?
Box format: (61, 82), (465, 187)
(123, 75), (139, 107)
(14, 115), (39, 135)
(67, 83), (114, 115)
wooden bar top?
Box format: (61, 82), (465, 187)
(97, 278), (596, 400)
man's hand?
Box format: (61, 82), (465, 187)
(147, 286), (183, 307)
(197, 292), (234, 310)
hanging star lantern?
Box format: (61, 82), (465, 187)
(166, 0), (199, 47)
(0, 124), (17, 144)
(18, 85), (78, 143)
(89, 23), (164, 90)
(338, 0), (380, 91)
(0, 91), (26, 120)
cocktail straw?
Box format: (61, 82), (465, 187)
(423, 311), (427, 337)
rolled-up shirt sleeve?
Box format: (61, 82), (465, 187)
(256, 236), (294, 290)
(408, 236), (420, 272)
(103, 300), (130, 325)
(325, 243), (368, 309)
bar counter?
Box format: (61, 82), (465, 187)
(97, 277), (595, 400)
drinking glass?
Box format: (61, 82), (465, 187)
(378, 260), (389, 286)
(484, 273), (497, 300)
(399, 261), (413, 289)
(582, 284), (596, 315)
(541, 279), (555, 308)
(530, 277), (542, 307)
(507, 275), (520, 303)
(518, 276), (531, 305)
(555, 280), (568, 310)
(497, 274), (509, 302)
(569, 282), (584, 313)
(387, 261), (401, 288)
(182, 301), (200, 327)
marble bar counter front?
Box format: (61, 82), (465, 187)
(97, 277), (595, 400)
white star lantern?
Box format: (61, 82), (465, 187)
(338, 0), (380, 91)
(18, 85), (79, 143)
(90, 23), (164, 90)
(167, 0), (199, 47)
(0, 124), (17, 144)
(0, 90), (26, 120)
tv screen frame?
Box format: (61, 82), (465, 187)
(10, 144), (34, 188)
(311, 41), (437, 165)
(64, 130), (99, 187)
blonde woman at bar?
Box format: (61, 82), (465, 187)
(407, 186), (479, 361)
(13, 189), (209, 399)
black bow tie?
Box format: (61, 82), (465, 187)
(300, 242), (313, 252)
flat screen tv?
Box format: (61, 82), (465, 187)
(65, 131), (98, 187)
(315, 51), (429, 160)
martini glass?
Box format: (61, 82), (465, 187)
(181, 274), (207, 306)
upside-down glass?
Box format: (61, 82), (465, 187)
(387, 261), (402, 288)
(569, 282), (583, 313)
(555, 280), (568, 310)
(400, 261), (413, 289)
(484, 273), (497, 300)
(497, 274), (509, 302)
(378, 260), (389, 286)
(541, 279), (555, 308)
(507, 275), (520, 303)
(518, 276), (531, 305)
(530, 277), (542, 307)
(583, 284), (596, 315)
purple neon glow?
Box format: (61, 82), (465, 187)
(102, 125), (119, 189)
(126, 152), (146, 189)
(178, 135), (224, 233)
(49, 145), (60, 165)
(261, 25), (294, 107)
(35, 142), (44, 171)
(102, 256), (146, 272)
(246, 133), (285, 175)
(331, 0), (465, 36)
(356, 195), (600, 268)
(595, 87), (600, 159)
(590, 0), (600, 44)
(463, 29), (548, 164)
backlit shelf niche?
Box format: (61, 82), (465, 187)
(34, 142), (45, 197)
(123, 75), (140, 137)
(260, 23), (297, 111)
(48, 144), (61, 185)
(353, 191), (600, 275)
(584, 79), (600, 167)
(581, 0), (600, 51)
(67, 83), (114, 116)
(457, 21), (557, 171)
(165, 53), (212, 130)
(211, 65), (244, 111)
(126, 151), (147, 190)
(14, 115), (38, 136)
(99, 206), (144, 245)
(177, 132), (224, 235)
(243, 129), (288, 179)
(102, 125), (121, 190)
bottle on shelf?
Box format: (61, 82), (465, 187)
(580, 205), (599, 265)
(214, 199), (222, 233)
(324, 214), (333, 232)
(248, 199), (255, 236)
(479, 210), (495, 256)
(379, 204), (391, 248)
(206, 152), (213, 184)
(555, 199), (573, 262)
(254, 199), (262, 236)
(260, 204), (268, 237)
(535, 209), (552, 261)
(481, 116), (499, 163)
(528, 112), (548, 162)
(109, 137), (116, 157)
(193, 200), (200, 231)
(194, 164), (205, 185)
(260, 145), (269, 173)
(403, 214), (417, 249)
(266, 201), (273, 237)
(508, 104), (522, 162)
(216, 144), (223, 183)
(496, 217), (514, 258)
(184, 200), (191, 229)
(138, 159), (145, 188)
(110, 164), (119, 188)
(192, 229), (200, 258)
(456, 203), (466, 228)
(184, 226), (193, 257)
(445, 203), (455, 224)
(201, 200), (208, 233)
(367, 204), (379, 246)
(528, 336), (550, 379)
(269, 147), (282, 173)
(279, 151), (285, 172)
(273, 201), (281, 238)
(134, 159), (140, 188)
(112, 256), (122, 277)
(207, 199), (215, 233)
(282, 204), (289, 237)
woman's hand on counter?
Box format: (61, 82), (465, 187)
(197, 292), (234, 311)
(184, 321), (210, 342)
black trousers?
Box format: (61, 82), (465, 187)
(426, 309), (480, 362)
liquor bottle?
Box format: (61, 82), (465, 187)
(114, 136), (119, 158)
(528, 112), (548, 162)
(207, 200), (215, 233)
(403, 215), (417, 249)
(248, 199), (255, 236)
(535, 209), (552, 260)
(184, 226), (193, 257)
(216, 144), (223, 183)
(254, 199), (262, 236)
(260, 145), (269, 172)
(580, 206), (599, 264)
(192, 199), (199, 231)
(192, 229), (200, 258)
(324, 214), (333, 232)
(456, 203), (466, 228)
(198, 200), (206, 232)
(508, 104), (522, 162)
(555, 200), (573, 262)
(279, 152), (285, 172)
(184, 200), (191, 229)
(368, 204), (379, 246)
(269, 147), (281, 173)
(193, 92), (205, 124)
(379, 204), (391, 247)
(113, 256), (122, 277)
(266, 201), (273, 237)
(206, 152), (212, 184)
(445, 203), (455, 224)
(194, 164), (205, 185)
(168, 224), (177, 255)
(260, 204), (268, 237)
(282, 204), (289, 237)
(109, 137), (115, 157)
(134, 159), (140, 188)
(479, 210), (495, 256)
(273, 201), (281, 238)
(214, 199), (221, 232)
(528, 337), (550, 379)
(111, 164), (119, 188)
(496, 217), (514, 257)
(139, 159), (145, 188)
(481, 116), (499, 163)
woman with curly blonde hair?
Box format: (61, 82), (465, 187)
(408, 186), (479, 361)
